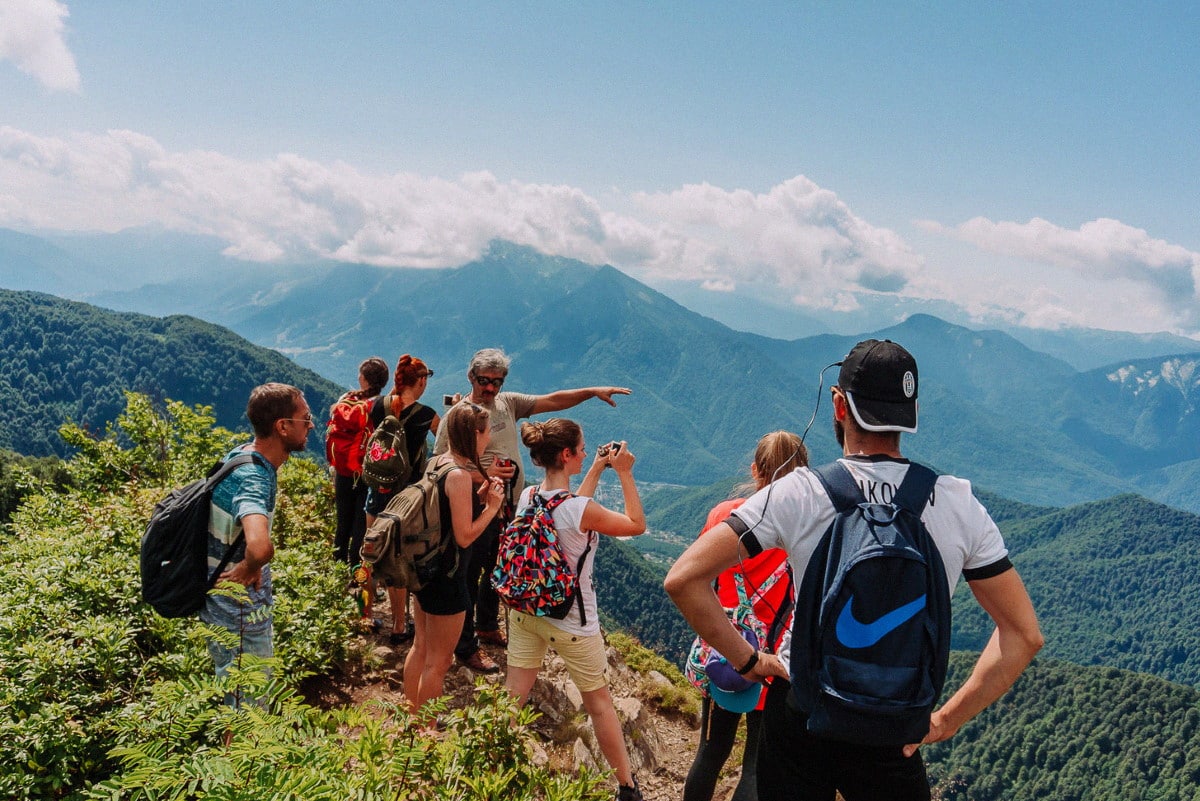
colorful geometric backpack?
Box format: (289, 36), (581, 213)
(492, 490), (593, 625)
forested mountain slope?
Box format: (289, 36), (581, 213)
(952, 493), (1200, 687)
(926, 655), (1200, 800)
(0, 290), (340, 456)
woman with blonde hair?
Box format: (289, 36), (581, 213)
(683, 430), (807, 801)
(402, 403), (505, 716)
(503, 419), (647, 801)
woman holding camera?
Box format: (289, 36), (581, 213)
(401, 402), (505, 719)
(503, 419), (646, 801)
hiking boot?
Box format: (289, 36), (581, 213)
(458, 650), (499, 673)
(477, 629), (507, 647)
(616, 775), (643, 801)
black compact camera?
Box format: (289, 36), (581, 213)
(597, 441), (622, 458)
(443, 394), (456, 406)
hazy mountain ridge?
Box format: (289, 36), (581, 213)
(6, 231), (1200, 510)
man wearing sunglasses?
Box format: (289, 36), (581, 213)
(433, 347), (631, 673)
(202, 383), (312, 705)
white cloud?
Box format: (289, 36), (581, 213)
(2, 124), (1196, 337)
(919, 216), (1200, 333)
(0, 127), (919, 313)
(0, 0), (80, 91)
(632, 178), (924, 303)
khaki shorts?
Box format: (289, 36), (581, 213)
(507, 611), (608, 693)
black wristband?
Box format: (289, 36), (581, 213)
(735, 650), (759, 676)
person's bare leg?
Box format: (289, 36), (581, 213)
(581, 685), (634, 787)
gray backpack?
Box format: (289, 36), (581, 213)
(360, 462), (456, 591)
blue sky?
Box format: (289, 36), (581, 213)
(1, 1), (1198, 336)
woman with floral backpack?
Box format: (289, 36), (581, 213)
(365, 354), (440, 644)
(683, 430), (807, 801)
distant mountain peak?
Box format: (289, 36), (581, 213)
(1107, 356), (1200, 398)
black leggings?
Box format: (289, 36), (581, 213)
(683, 695), (763, 801)
(454, 515), (502, 659)
(332, 473), (369, 565)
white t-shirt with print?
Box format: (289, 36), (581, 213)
(731, 456), (1011, 673)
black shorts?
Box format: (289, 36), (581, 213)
(415, 570), (469, 616)
(757, 680), (931, 801)
(364, 485), (394, 516)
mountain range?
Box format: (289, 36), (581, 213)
(0, 289), (340, 456)
(2, 229), (1200, 509)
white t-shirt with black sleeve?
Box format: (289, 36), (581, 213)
(728, 455), (1013, 674)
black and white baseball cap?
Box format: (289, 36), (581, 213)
(837, 339), (918, 433)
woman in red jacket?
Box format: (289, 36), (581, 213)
(684, 430), (807, 801)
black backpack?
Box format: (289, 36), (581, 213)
(361, 398), (424, 490)
(790, 460), (950, 746)
(139, 453), (262, 618)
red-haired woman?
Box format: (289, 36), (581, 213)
(365, 354), (440, 644)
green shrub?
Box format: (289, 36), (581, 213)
(88, 680), (609, 801)
(607, 631), (701, 719)
(0, 394), (349, 798)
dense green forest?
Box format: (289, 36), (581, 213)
(952, 493), (1200, 688)
(927, 655), (1200, 800)
(0, 289), (341, 457)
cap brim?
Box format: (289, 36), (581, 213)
(709, 681), (762, 713)
(845, 392), (917, 434)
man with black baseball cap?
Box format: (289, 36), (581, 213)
(666, 339), (1042, 801)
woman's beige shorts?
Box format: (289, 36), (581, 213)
(507, 611), (608, 692)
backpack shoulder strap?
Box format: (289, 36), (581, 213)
(205, 452), (258, 485)
(812, 460), (865, 512)
(535, 489), (574, 512)
(203, 452), (262, 588)
(892, 462), (938, 516)
(399, 401), (422, 424)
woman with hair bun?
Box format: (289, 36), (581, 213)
(364, 354), (440, 644)
(683, 430), (807, 801)
(503, 419), (647, 801)
(328, 356), (389, 568)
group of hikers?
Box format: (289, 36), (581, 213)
(200, 341), (1043, 801)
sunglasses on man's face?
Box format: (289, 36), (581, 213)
(472, 375), (505, 388)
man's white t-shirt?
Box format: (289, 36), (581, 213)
(730, 455), (1012, 673)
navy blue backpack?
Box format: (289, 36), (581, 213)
(790, 461), (950, 746)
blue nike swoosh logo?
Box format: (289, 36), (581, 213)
(835, 594), (926, 648)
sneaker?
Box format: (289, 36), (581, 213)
(458, 650), (499, 673)
(389, 622), (415, 646)
(616, 775), (643, 801)
(619, 777), (648, 801)
(477, 629), (507, 647)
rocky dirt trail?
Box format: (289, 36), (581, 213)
(300, 600), (750, 801)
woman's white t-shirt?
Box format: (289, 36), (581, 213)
(516, 485), (600, 637)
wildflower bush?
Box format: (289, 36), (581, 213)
(0, 392), (609, 801)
